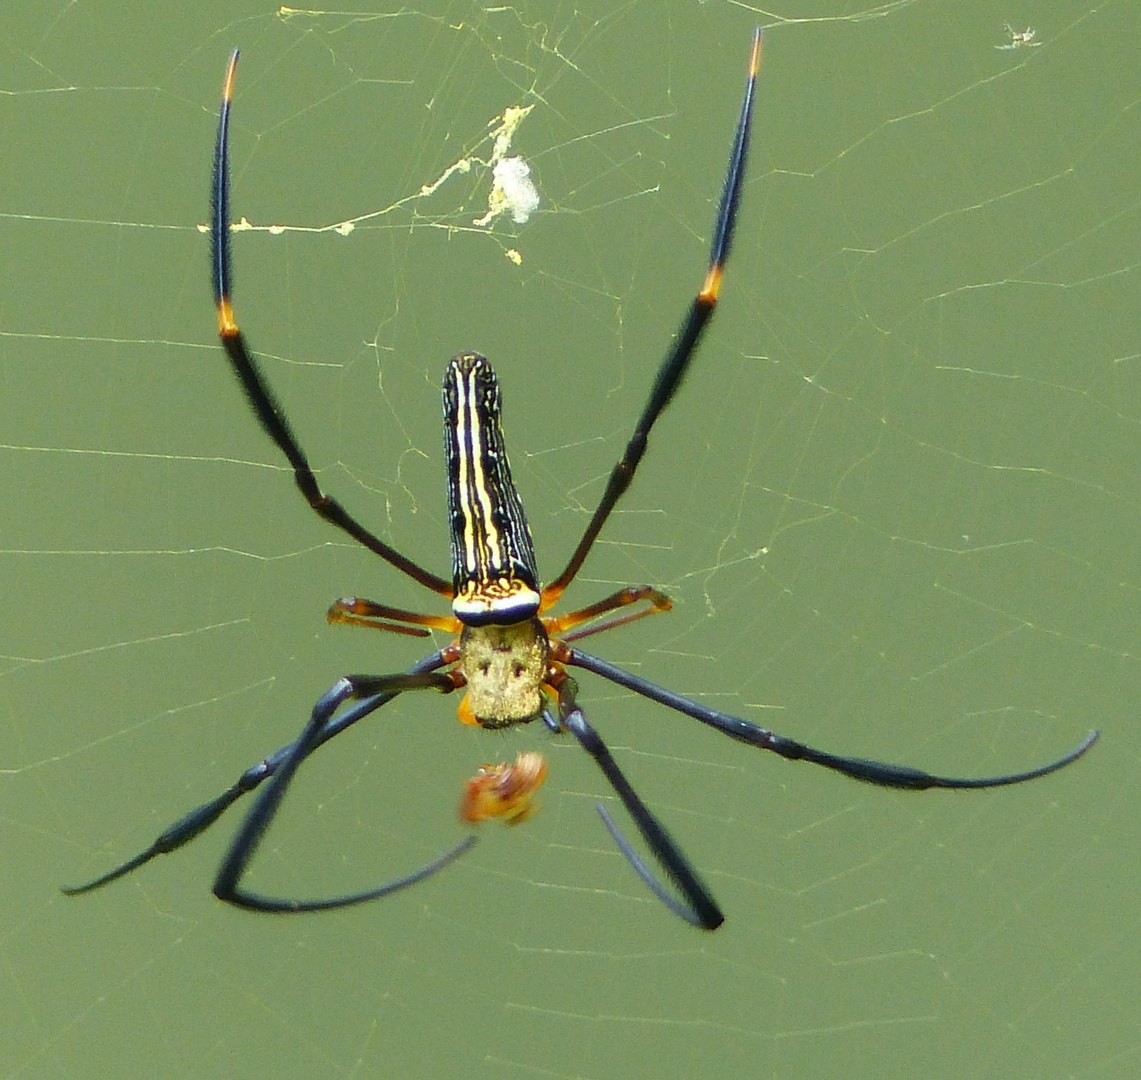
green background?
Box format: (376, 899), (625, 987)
(2, 2), (1137, 1077)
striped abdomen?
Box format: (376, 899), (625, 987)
(443, 353), (541, 626)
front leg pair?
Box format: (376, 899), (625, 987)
(214, 669), (469, 912)
(551, 673), (724, 930)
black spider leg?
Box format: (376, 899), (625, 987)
(211, 668), (469, 912)
(543, 28), (762, 603)
(212, 50), (452, 599)
(62, 651), (450, 895)
(554, 683), (724, 930)
(568, 648), (1099, 788)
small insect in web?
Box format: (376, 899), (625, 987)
(996, 23), (1041, 49)
(63, 31), (1097, 929)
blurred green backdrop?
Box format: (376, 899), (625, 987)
(2, 2), (1137, 1078)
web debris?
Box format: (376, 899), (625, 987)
(203, 103), (540, 250)
(418, 104), (540, 228)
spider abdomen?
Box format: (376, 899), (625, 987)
(443, 352), (541, 626)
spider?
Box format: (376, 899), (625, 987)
(64, 31), (1096, 929)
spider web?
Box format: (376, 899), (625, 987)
(2, 2), (1139, 1078)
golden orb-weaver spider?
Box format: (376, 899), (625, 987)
(64, 31), (1096, 929)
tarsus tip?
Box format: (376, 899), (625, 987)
(749, 29), (762, 76)
(222, 49), (240, 102)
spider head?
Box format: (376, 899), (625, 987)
(458, 618), (550, 728)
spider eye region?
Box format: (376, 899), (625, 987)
(459, 619), (550, 728)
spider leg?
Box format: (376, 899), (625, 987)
(62, 651), (449, 896)
(542, 29), (762, 606)
(555, 679), (723, 929)
(543, 585), (671, 640)
(211, 50), (452, 598)
(566, 647), (1099, 789)
(213, 669), (471, 912)
(326, 596), (460, 636)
